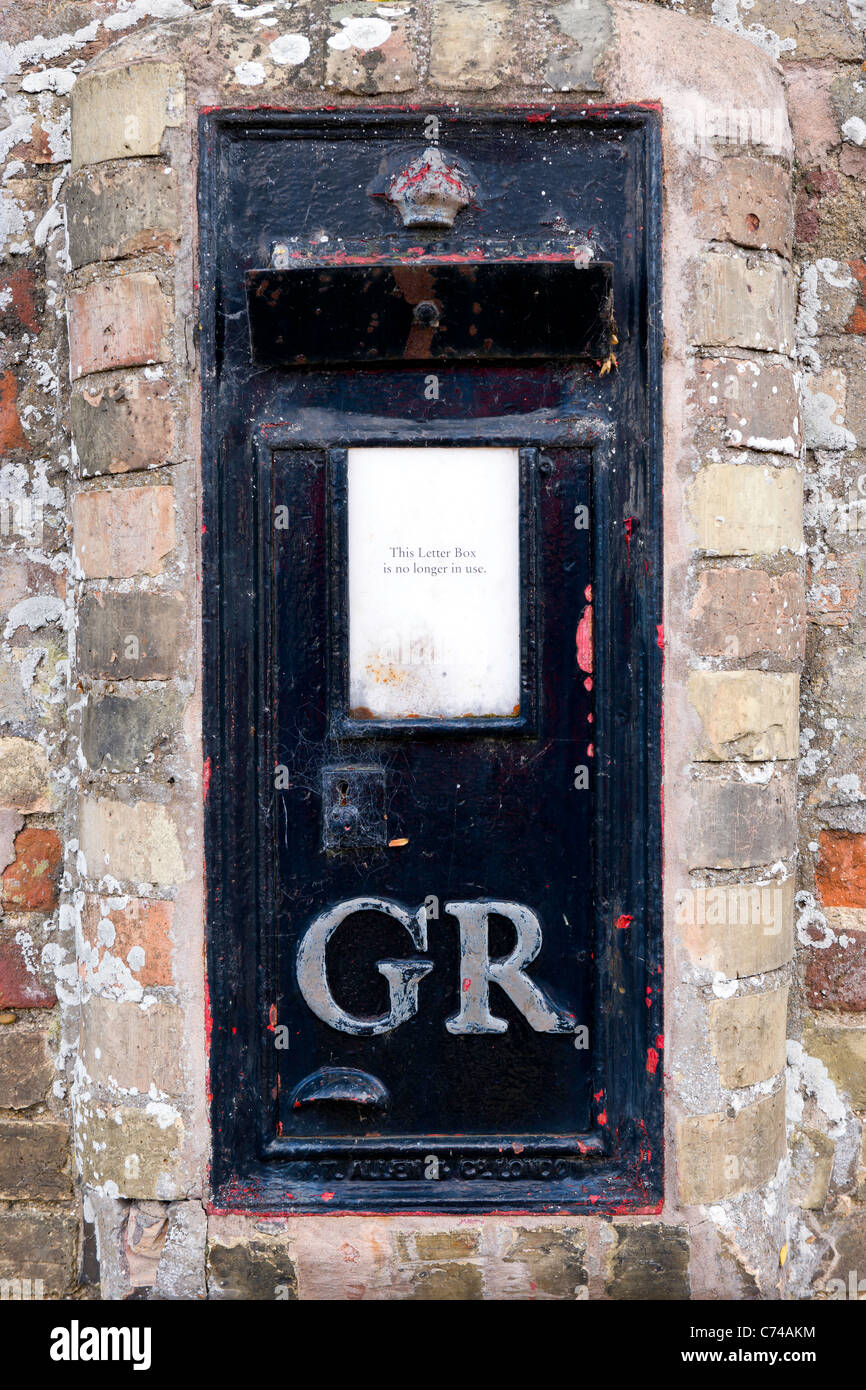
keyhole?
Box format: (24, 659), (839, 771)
(336, 781), (348, 807)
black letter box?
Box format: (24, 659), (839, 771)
(201, 108), (662, 1212)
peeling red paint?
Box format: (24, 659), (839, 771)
(646, 1047), (659, 1074)
(656, 1034), (664, 1050)
(267, 1003), (277, 1032)
(615, 913), (632, 930)
(576, 603), (593, 673)
(202, 756), (212, 803)
(624, 515), (635, 557)
(656, 622), (664, 650)
(597, 1110), (607, 1126)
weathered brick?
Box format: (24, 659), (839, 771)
(690, 252), (795, 353)
(0, 810), (21, 874)
(71, 63), (184, 171)
(687, 464), (803, 556)
(687, 769), (796, 869)
(690, 567), (804, 661)
(789, 1126), (835, 1211)
(782, 63), (838, 168)
(0, 929), (56, 1009)
(81, 895), (174, 988)
(801, 365), (853, 450)
(678, 877), (793, 979)
(807, 553), (860, 627)
(410, 1261), (483, 1299)
(709, 985), (788, 1088)
(502, 1226), (587, 1298)
(0, 1210), (78, 1295)
(817, 831), (866, 909)
(695, 357), (799, 455)
(325, 6), (419, 94)
(806, 930), (866, 1012)
(0, 737), (51, 812)
(544, 0), (612, 93)
(0, 1029), (54, 1108)
(846, 259), (866, 335)
(0, 267), (42, 336)
(0, 371), (25, 453)
(68, 274), (171, 380)
(677, 1088), (785, 1204)
(429, 0), (518, 90)
(802, 1022), (866, 1109)
(741, 0), (861, 62)
(73, 486), (175, 579)
(606, 1224), (690, 1300)
(81, 997), (183, 1095)
(692, 157), (792, 257)
(207, 1235), (298, 1301)
(72, 377), (175, 476)
(81, 691), (182, 773)
(66, 163), (179, 270)
(1, 828), (62, 911)
(79, 798), (186, 886)
(0, 1119), (71, 1199)
(0, 558), (65, 620)
(687, 671), (798, 762)
(77, 592), (186, 680)
(80, 1105), (183, 1199)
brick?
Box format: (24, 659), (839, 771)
(816, 831), (866, 909)
(695, 357), (799, 455)
(544, 0), (612, 94)
(415, 1230), (479, 1260)
(502, 1226), (587, 1298)
(124, 1204), (168, 1287)
(1, 829), (62, 911)
(68, 274), (171, 379)
(0, 268), (41, 336)
(846, 259), (866, 335)
(802, 1022), (866, 1109)
(0, 928), (56, 1009)
(690, 252), (795, 353)
(207, 1236), (298, 1301)
(72, 377), (176, 476)
(325, 6), (419, 94)
(66, 163), (179, 270)
(410, 1261), (483, 1299)
(77, 592), (186, 680)
(429, 0), (517, 90)
(79, 798), (186, 886)
(789, 1127), (835, 1211)
(807, 553), (860, 627)
(0, 1029), (54, 1108)
(784, 63), (840, 169)
(80, 1105), (183, 1199)
(677, 876), (794, 978)
(692, 157), (792, 257)
(0, 559), (65, 620)
(690, 568), (804, 661)
(687, 769), (796, 869)
(71, 63), (184, 171)
(73, 486), (175, 579)
(606, 1224), (690, 1301)
(81, 692), (182, 773)
(0, 1210), (77, 1296)
(81, 895), (174, 987)
(0, 811), (21, 875)
(81, 997), (183, 1095)
(741, 0), (861, 62)
(687, 464), (803, 556)
(709, 985), (788, 1088)
(677, 1087), (785, 1204)
(0, 1119), (71, 1199)
(0, 738), (51, 812)
(687, 671), (798, 762)
(0, 371), (25, 454)
(802, 366), (854, 451)
(806, 930), (866, 1012)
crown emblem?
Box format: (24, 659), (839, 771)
(385, 147), (477, 229)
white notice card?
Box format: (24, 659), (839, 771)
(348, 447), (521, 720)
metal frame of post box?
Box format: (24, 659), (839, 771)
(200, 107), (663, 1214)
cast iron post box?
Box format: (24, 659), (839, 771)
(202, 108), (662, 1212)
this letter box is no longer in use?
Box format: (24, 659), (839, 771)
(202, 109), (662, 1212)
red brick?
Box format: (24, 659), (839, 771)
(845, 259), (866, 335)
(0, 1030), (54, 1108)
(816, 832), (866, 909)
(73, 486), (176, 579)
(81, 895), (174, 987)
(67, 274), (170, 379)
(0, 1119), (71, 1199)
(1, 829), (62, 912)
(692, 156), (792, 257)
(0, 371), (25, 453)
(695, 357), (800, 455)
(807, 553), (861, 627)
(0, 268), (41, 335)
(0, 932), (56, 1009)
(806, 932), (866, 1012)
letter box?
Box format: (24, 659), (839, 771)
(201, 108), (662, 1211)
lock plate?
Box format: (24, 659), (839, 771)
(322, 765), (387, 850)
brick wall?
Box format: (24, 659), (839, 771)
(0, 0), (863, 1300)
